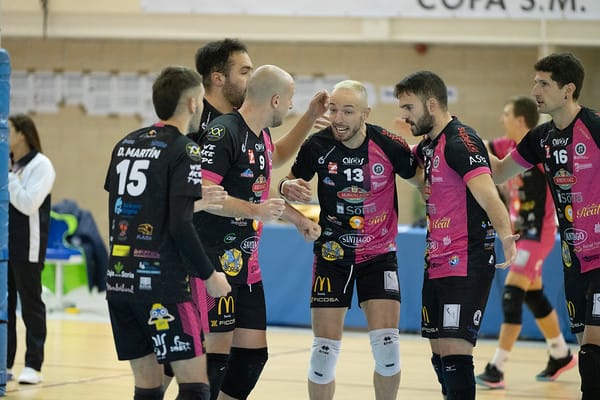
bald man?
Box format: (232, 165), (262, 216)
(193, 65), (328, 400)
(281, 80), (420, 400)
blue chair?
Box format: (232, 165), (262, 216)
(43, 211), (87, 309)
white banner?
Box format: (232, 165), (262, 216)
(141, 0), (600, 20)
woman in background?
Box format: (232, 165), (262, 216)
(7, 114), (55, 384)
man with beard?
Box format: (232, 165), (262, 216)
(491, 53), (600, 400)
(188, 38), (253, 142)
(394, 71), (518, 400)
(104, 66), (231, 400)
(164, 37), (253, 390)
(280, 80), (419, 400)
(194, 64), (329, 400)
(476, 96), (575, 390)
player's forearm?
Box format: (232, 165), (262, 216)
(280, 202), (307, 226)
(204, 195), (259, 220)
(483, 195), (514, 240)
(490, 154), (524, 185)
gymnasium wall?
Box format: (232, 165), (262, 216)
(2, 38), (599, 243)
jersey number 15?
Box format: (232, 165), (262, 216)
(116, 159), (150, 196)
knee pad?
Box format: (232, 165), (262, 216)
(176, 383), (210, 400)
(430, 353), (447, 396)
(308, 337), (341, 385)
(206, 353), (229, 400)
(524, 289), (553, 319)
(220, 347), (268, 400)
(502, 285), (525, 324)
(579, 344), (600, 398)
(441, 355), (475, 400)
(134, 386), (164, 400)
(369, 328), (401, 376)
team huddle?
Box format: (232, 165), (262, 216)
(104, 39), (600, 400)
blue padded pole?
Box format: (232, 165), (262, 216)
(0, 48), (11, 396)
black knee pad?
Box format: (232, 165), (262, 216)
(579, 344), (600, 399)
(176, 383), (210, 400)
(134, 386), (164, 400)
(207, 353), (230, 400)
(430, 353), (447, 396)
(221, 347), (268, 400)
(524, 289), (553, 319)
(503, 285), (526, 324)
(441, 355), (475, 400)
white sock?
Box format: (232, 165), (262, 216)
(547, 334), (569, 359)
(491, 348), (510, 372)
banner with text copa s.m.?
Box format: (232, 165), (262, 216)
(141, 0), (599, 20)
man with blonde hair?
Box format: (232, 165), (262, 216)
(281, 79), (419, 400)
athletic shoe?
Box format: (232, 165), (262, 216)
(475, 363), (505, 389)
(6, 369), (13, 381)
(18, 367), (42, 384)
(536, 350), (577, 381)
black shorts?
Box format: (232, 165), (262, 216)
(564, 267), (600, 334)
(204, 281), (267, 333)
(421, 264), (495, 345)
(311, 252), (401, 308)
(108, 299), (205, 363)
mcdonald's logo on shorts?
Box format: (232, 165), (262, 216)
(218, 296), (235, 315)
(566, 300), (576, 318)
(313, 276), (331, 293)
(422, 306), (430, 324)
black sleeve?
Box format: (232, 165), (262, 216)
(169, 195), (214, 280)
(290, 136), (317, 181)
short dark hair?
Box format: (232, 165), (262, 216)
(394, 70), (448, 111)
(509, 96), (539, 130)
(534, 52), (584, 100)
(194, 38), (248, 89)
(152, 66), (202, 120)
(9, 113), (42, 152)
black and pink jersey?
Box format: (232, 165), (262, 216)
(194, 111), (273, 285)
(513, 107), (600, 274)
(104, 124), (203, 303)
(291, 123), (415, 265)
(415, 118), (496, 279)
(188, 98), (223, 143)
(490, 137), (556, 241)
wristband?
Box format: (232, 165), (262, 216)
(278, 178), (289, 198)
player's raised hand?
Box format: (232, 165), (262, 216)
(307, 90), (330, 121)
(313, 114), (331, 131)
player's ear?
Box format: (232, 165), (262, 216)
(212, 71), (225, 87)
(426, 98), (435, 113)
(363, 106), (371, 119)
(271, 94), (280, 109)
(189, 96), (198, 114)
(564, 82), (576, 100)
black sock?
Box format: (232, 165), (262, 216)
(134, 386), (164, 400)
(431, 353), (447, 396)
(175, 383), (210, 400)
(207, 353), (229, 400)
(580, 344), (600, 400)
